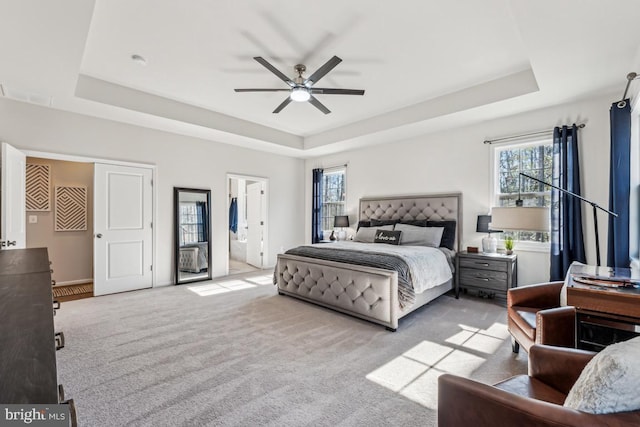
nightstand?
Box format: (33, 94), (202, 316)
(456, 251), (517, 301)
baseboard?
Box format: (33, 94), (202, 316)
(54, 278), (93, 287)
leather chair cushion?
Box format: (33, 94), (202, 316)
(508, 306), (538, 340)
(495, 375), (566, 406)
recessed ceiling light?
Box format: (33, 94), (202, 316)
(131, 54), (147, 66)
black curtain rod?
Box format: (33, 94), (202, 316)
(616, 72), (638, 108)
(484, 123), (585, 145)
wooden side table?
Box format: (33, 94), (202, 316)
(456, 251), (517, 300)
(567, 277), (640, 351)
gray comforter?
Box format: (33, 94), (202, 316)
(278, 242), (455, 308)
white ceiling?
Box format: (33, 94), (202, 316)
(1, 0), (639, 158)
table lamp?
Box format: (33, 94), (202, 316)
(476, 214), (501, 253)
(334, 215), (349, 241)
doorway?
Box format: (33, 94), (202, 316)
(227, 174), (268, 276)
(17, 148), (155, 296)
(25, 157), (95, 300)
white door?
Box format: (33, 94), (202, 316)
(94, 163), (153, 296)
(246, 182), (264, 268)
(0, 142), (26, 249)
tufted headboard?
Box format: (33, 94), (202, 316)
(358, 193), (462, 251)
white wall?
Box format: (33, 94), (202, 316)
(0, 98), (305, 286)
(305, 93), (615, 285)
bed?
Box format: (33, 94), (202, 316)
(179, 242), (209, 272)
(275, 193), (462, 331)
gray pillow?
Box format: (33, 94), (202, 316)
(394, 223), (444, 247)
(354, 225), (393, 243)
(564, 336), (640, 414)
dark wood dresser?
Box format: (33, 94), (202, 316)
(568, 276), (640, 352)
(0, 248), (77, 424)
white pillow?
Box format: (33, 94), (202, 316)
(561, 261), (585, 306)
(354, 225), (393, 243)
(394, 223), (444, 247)
(564, 336), (640, 414)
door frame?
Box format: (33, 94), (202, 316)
(226, 173), (269, 275)
(22, 150), (157, 288)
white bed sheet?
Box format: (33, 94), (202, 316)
(324, 241), (453, 294)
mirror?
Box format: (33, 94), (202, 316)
(174, 187), (211, 284)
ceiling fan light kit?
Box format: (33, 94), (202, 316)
(290, 87), (311, 102)
(234, 56), (365, 114)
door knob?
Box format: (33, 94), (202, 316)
(96, 233), (103, 238)
(7, 241), (16, 246)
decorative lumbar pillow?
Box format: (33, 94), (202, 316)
(564, 336), (640, 414)
(354, 225), (393, 243)
(394, 223), (444, 247)
(374, 230), (402, 245)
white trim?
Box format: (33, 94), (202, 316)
(324, 164), (347, 174)
(489, 138), (553, 247)
(53, 278), (93, 286)
(227, 173), (268, 181)
(489, 139), (554, 201)
(23, 150), (154, 169)
(321, 166), (347, 236)
(498, 239), (550, 253)
(226, 173), (270, 273)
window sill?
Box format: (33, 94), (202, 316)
(501, 241), (550, 253)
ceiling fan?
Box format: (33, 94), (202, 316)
(234, 56), (365, 114)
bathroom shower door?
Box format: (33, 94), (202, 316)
(246, 182), (264, 268)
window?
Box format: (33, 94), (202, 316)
(321, 167), (346, 232)
(179, 202), (205, 244)
(492, 140), (552, 243)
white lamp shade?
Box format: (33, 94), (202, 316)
(490, 206), (550, 232)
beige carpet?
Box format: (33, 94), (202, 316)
(54, 271), (527, 426)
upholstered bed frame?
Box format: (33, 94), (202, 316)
(275, 193), (462, 331)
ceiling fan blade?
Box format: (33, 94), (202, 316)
(253, 57), (295, 87)
(304, 56), (342, 86)
(272, 97), (292, 113)
(234, 88), (291, 92)
(308, 96), (331, 114)
(311, 88), (365, 96)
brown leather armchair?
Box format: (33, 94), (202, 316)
(438, 344), (640, 426)
(507, 281), (575, 353)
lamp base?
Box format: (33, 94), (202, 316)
(482, 235), (497, 253)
